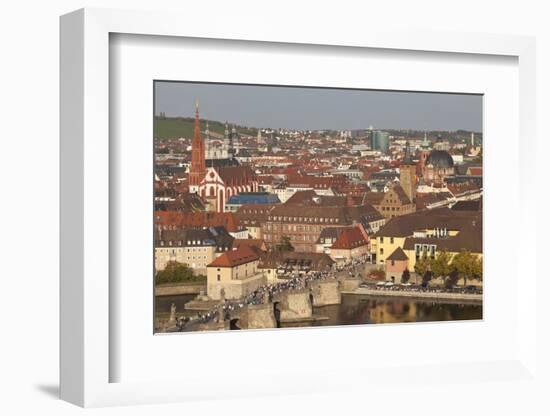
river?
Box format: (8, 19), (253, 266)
(155, 294), (482, 327)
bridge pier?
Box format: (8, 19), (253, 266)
(309, 280), (341, 306)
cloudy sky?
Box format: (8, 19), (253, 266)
(155, 81), (482, 132)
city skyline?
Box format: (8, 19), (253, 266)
(155, 81), (483, 132)
(154, 82), (483, 333)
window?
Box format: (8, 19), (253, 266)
(380, 237), (384, 243)
(390, 237), (394, 244)
(217, 275), (220, 281)
(380, 248), (384, 255)
(391, 260), (395, 266)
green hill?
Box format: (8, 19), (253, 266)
(154, 117), (258, 140)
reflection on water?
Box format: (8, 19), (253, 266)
(156, 294), (482, 327)
(312, 295), (482, 327)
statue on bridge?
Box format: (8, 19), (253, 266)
(169, 302), (176, 323)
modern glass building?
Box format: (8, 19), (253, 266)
(371, 131), (390, 154)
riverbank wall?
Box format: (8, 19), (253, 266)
(155, 283), (206, 296)
(342, 288), (482, 303)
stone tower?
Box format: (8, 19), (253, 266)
(188, 99), (206, 193)
(400, 141), (417, 203)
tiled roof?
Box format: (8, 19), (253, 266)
(387, 247), (409, 261)
(232, 239), (267, 255)
(331, 226), (369, 250)
(451, 199), (482, 211)
(316, 227), (349, 244)
(415, 192), (453, 209)
(216, 166), (256, 185)
(374, 208), (482, 239)
(208, 245), (259, 268)
(235, 204), (277, 226)
(389, 185), (412, 205)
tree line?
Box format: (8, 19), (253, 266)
(403, 250), (482, 288)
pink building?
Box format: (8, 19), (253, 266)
(385, 247), (409, 283)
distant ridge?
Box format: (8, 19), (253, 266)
(154, 116), (259, 140)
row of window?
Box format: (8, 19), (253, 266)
(157, 252), (209, 260)
(156, 247), (210, 252)
(379, 206), (402, 212)
(414, 244), (437, 259)
(158, 240), (209, 247)
(267, 216), (339, 223)
(264, 224), (324, 232)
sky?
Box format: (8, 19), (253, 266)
(154, 81), (482, 132)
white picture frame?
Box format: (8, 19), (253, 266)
(60, 7), (538, 408)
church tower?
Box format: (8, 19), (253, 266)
(188, 100), (206, 193)
(223, 122), (231, 156)
(400, 141), (417, 203)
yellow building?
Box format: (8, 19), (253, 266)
(373, 208), (482, 272)
(206, 245), (266, 300)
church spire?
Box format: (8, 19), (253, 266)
(189, 99), (206, 192)
(422, 131), (430, 149)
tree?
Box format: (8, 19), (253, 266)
(451, 250), (480, 286)
(472, 256), (483, 281)
(414, 253), (431, 276)
(422, 270), (434, 286)
(274, 236), (294, 252)
(444, 268), (460, 289)
(401, 268), (410, 284)
(155, 261), (204, 284)
(431, 251), (453, 279)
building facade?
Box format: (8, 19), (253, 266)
(206, 245), (266, 300)
(372, 184), (416, 219)
(399, 142), (417, 203)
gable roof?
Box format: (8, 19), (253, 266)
(215, 166), (255, 185)
(232, 239), (267, 255)
(387, 247), (409, 261)
(387, 185), (412, 205)
(208, 245), (259, 268)
(331, 226), (369, 250)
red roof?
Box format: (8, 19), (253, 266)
(331, 226), (369, 250)
(467, 167), (483, 176)
(215, 166), (256, 186)
(208, 245), (259, 268)
(232, 239), (267, 254)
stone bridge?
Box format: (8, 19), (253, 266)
(180, 279), (350, 332)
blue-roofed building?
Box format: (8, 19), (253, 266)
(225, 192), (281, 212)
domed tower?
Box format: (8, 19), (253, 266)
(418, 132), (430, 177)
(423, 136), (454, 185)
